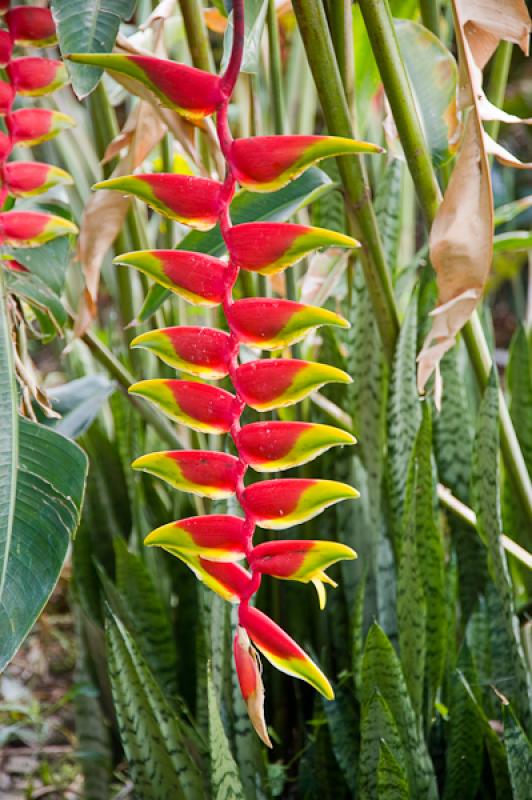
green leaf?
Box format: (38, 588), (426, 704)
(394, 19), (458, 167)
(46, 376), (115, 439)
(434, 347), (485, 619)
(472, 369), (532, 732)
(415, 405), (445, 709)
(0, 274), (18, 668)
(52, 0), (137, 98)
(494, 196), (532, 227)
(4, 270), (68, 334)
(375, 158), (403, 278)
(322, 683), (358, 794)
(503, 703), (532, 800)
(222, 0), (268, 74)
(105, 607), (203, 800)
(376, 741), (410, 800)
(397, 447), (426, 719)
(208, 665), (245, 800)
(359, 691), (405, 800)
(361, 624), (437, 800)
(0, 417), (88, 670)
(3, 238), (72, 296)
(492, 231), (532, 252)
(113, 538), (181, 701)
(138, 166), (334, 321)
(443, 648), (484, 800)
(387, 294), (421, 538)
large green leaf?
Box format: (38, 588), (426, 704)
(0, 417), (88, 670)
(472, 369), (532, 733)
(387, 295), (421, 539)
(208, 666), (245, 800)
(503, 703), (532, 800)
(322, 683), (358, 794)
(105, 607), (203, 799)
(361, 624), (437, 800)
(52, 0), (137, 98)
(376, 741), (410, 800)
(138, 166), (334, 321)
(4, 238), (72, 296)
(394, 19), (458, 167)
(222, 0), (268, 74)
(359, 691), (405, 800)
(47, 376), (116, 439)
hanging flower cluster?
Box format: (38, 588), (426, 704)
(0, 2), (76, 254)
(72, 1), (382, 745)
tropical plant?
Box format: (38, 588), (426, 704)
(1, 0), (531, 798)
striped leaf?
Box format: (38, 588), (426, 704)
(105, 608), (204, 799)
(322, 684), (358, 793)
(443, 647), (484, 800)
(377, 741), (410, 800)
(208, 667), (245, 800)
(397, 448), (426, 719)
(387, 295), (421, 538)
(503, 703), (532, 800)
(472, 369), (532, 731)
(361, 624), (437, 800)
(359, 691), (405, 800)
(434, 347), (485, 619)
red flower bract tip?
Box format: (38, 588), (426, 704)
(6, 7), (57, 47)
(234, 627), (272, 748)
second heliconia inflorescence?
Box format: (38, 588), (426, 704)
(71, 0), (384, 747)
(0, 2), (77, 256)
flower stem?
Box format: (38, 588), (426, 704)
(178, 0), (215, 72)
(357, 0), (532, 527)
(291, 0), (399, 364)
(419, 0), (440, 37)
(485, 41), (513, 142)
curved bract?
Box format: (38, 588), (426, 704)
(89, 0), (382, 746)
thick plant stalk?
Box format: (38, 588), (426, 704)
(291, 0), (399, 363)
(357, 0), (532, 529)
(77, 0), (386, 745)
(0, 6), (76, 248)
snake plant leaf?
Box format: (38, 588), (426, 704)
(503, 703), (532, 800)
(67, 53), (223, 115)
(105, 608), (203, 799)
(235, 359), (351, 411)
(145, 515), (247, 562)
(51, 0), (137, 98)
(132, 450), (240, 499)
(7, 108), (76, 146)
(131, 326), (231, 379)
(234, 626), (272, 748)
(0, 211), (77, 247)
(94, 174), (223, 231)
(242, 478), (358, 530)
(0, 417), (88, 671)
(249, 540), (356, 609)
(3, 162), (73, 197)
(115, 250), (228, 307)
(237, 421), (355, 472)
(226, 222), (359, 275)
(230, 135), (383, 192)
(377, 742), (410, 800)
(359, 691), (406, 800)
(7, 57), (68, 96)
(239, 603), (333, 699)
(208, 667), (245, 800)
(129, 379), (238, 434)
(6, 7), (57, 46)
(227, 298), (349, 350)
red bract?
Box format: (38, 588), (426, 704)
(88, 0), (377, 745)
(3, 162), (73, 197)
(7, 109), (76, 146)
(0, 211), (77, 247)
(7, 57), (68, 96)
(114, 250), (228, 306)
(0, 30), (13, 68)
(6, 7), (57, 46)
(0, 79), (15, 113)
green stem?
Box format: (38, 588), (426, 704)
(358, 0), (532, 527)
(267, 0), (286, 135)
(485, 41), (513, 142)
(178, 0), (214, 72)
(419, 0), (440, 37)
(292, 0), (399, 364)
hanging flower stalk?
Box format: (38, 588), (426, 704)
(72, 1), (383, 746)
(0, 3), (76, 252)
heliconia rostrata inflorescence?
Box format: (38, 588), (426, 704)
(0, 3), (76, 255)
(73, 1), (383, 746)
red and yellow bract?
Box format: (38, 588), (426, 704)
(83, 0), (383, 746)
